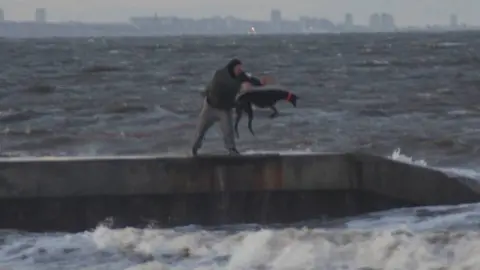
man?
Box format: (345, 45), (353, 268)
(191, 58), (261, 156)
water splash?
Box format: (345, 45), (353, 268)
(3, 220), (480, 270)
(388, 147), (480, 181)
(389, 148), (428, 166)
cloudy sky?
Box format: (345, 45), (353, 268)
(0, 0), (477, 26)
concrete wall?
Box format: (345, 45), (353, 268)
(0, 153), (479, 232)
(354, 154), (480, 205)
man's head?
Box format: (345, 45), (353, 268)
(226, 58), (243, 78)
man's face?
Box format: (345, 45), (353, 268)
(233, 64), (243, 76)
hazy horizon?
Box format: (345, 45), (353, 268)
(0, 0), (477, 26)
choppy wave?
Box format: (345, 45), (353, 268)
(1, 32), (480, 163)
(2, 32), (480, 269)
(3, 202), (480, 269)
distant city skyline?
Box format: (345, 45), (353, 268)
(0, 0), (477, 26)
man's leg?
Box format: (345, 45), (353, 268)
(218, 109), (239, 155)
(191, 99), (217, 156)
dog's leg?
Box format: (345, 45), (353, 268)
(234, 105), (243, 139)
(269, 105), (279, 118)
(245, 103), (255, 137)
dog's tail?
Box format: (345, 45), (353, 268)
(245, 103), (255, 137)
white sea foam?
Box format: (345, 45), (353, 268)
(3, 215), (480, 270)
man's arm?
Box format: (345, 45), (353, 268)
(247, 74), (263, 86)
(237, 72), (264, 93)
(237, 72), (263, 86)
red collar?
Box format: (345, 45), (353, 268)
(286, 92), (292, 101)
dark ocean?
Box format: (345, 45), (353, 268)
(1, 32), (480, 269)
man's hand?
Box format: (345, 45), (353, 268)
(240, 81), (252, 92)
(260, 76), (275, 85)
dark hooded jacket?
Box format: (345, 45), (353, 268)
(204, 59), (252, 110)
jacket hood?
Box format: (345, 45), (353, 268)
(226, 58), (242, 78)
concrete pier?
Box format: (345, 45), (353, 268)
(0, 152), (479, 232)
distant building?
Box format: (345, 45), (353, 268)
(270, 9), (282, 32)
(344, 13), (353, 27)
(0, 9), (4, 21)
(369, 13), (381, 30)
(299, 16), (311, 32)
(369, 12), (395, 32)
(380, 13), (395, 31)
(35, 8), (47, 23)
(450, 14), (458, 28)
(270, 9), (281, 23)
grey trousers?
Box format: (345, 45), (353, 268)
(192, 98), (236, 151)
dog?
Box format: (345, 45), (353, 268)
(248, 75), (281, 118)
(234, 86), (298, 138)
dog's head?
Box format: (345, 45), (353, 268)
(286, 92), (298, 107)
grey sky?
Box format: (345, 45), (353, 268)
(0, 0), (477, 26)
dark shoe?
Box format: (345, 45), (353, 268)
(228, 148), (240, 155)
